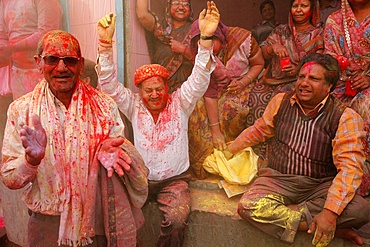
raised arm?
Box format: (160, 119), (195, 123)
(198, 1), (220, 69)
(136, 0), (156, 32)
(96, 13), (137, 119)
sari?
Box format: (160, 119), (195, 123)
(261, 1), (324, 86)
(188, 22), (259, 178)
(146, 0), (194, 93)
(324, 0), (370, 196)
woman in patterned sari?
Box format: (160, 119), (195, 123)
(324, 0), (370, 196)
(136, 0), (194, 93)
(188, 20), (264, 178)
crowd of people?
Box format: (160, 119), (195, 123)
(0, 0), (369, 246)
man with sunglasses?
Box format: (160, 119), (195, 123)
(1, 30), (149, 246)
(97, 1), (219, 245)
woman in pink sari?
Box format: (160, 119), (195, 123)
(324, 0), (370, 196)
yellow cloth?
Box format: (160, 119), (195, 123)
(203, 148), (258, 185)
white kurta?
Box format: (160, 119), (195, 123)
(98, 46), (215, 180)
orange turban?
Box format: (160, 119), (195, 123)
(134, 64), (169, 87)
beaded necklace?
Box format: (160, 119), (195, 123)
(341, 0), (354, 57)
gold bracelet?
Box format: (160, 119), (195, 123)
(246, 74), (253, 83)
(266, 45), (274, 56)
(98, 42), (113, 48)
(99, 38), (114, 44)
(209, 121), (220, 127)
(240, 80), (246, 87)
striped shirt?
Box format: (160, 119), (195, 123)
(229, 93), (366, 215)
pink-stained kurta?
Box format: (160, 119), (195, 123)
(1, 80), (148, 246)
(97, 45), (215, 181)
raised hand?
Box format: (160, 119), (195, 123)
(97, 12), (116, 41)
(97, 137), (132, 178)
(198, 1), (220, 37)
(20, 114), (47, 166)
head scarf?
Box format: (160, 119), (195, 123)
(288, 0), (322, 50)
(134, 64), (169, 87)
(163, 0), (194, 36)
(288, 0), (321, 32)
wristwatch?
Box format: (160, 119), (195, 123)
(200, 35), (213, 40)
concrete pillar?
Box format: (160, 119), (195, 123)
(0, 94), (28, 247)
(0, 184), (28, 247)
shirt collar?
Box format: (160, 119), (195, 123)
(290, 94), (329, 115)
(262, 20), (279, 26)
(328, 0), (340, 8)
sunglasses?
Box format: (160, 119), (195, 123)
(40, 55), (80, 67)
(171, 1), (190, 7)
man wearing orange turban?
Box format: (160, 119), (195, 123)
(96, 2), (219, 246)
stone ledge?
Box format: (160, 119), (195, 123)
(137, 176), (370, 247)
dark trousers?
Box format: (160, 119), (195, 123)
(238, 168), (369, 244)
(148, 174), (191, 247)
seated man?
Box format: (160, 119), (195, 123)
(96, 2), (219, 246)
(1, 30), (148, 246)
(226, 53), (369, 246)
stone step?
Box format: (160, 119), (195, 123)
(137, 176), (370, 247)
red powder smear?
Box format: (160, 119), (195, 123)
(304, 10), (312, 20)
(302, 61), (316, 73)
(11, 120), (15, 126)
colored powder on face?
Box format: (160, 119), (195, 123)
(302, 61), (317, 74)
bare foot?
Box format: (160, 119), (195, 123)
(335, 228), (364, 246)
(287, 204), (309, 231)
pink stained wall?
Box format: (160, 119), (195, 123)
(66, 0), (149, 90)
(67, 0), (116, 62)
